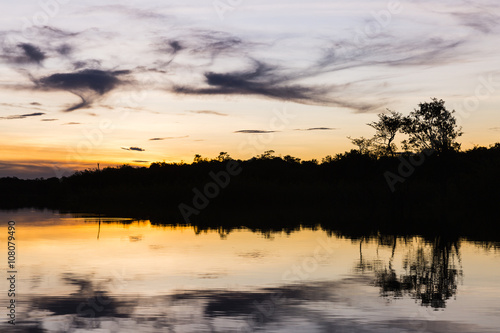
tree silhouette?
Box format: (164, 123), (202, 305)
(368, 110), (404, 157)
(347, 136), (374, 155)
(401, 98), (462, 154)
(350, 99), (462, 157)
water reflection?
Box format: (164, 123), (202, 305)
(13, 276), (488, 333)
(355, 236), (463, 308)
(0, 210), (499, 333)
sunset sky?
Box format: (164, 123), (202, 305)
(1, 0), (500, 178)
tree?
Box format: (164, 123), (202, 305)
(283, 155), (301, 163)
(216, 152), (231, 161)
(401, 98), (462, 154)
(258, 150), (276, 159)
(348, 136), (374, 155)
(193, 154), (208, 163)
(368, 110), (404, 157)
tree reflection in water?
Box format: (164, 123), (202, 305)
(355, 235), (463, 308)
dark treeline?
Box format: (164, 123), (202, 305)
(2, 98), (500, 241)
(1, 144), (500, 241)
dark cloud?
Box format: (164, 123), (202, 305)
(36, 69), (129, 111)
(38, 69), (125, 94)
(188, 110), (228, 116)
(169, 41), (183, 53)
(1, 42), (46, 64)
(18, 43), (45, 63)
(63, 122), (81, 125)
(41, 119), (58, 122)
(0, 112), (45, 120)
(172, 60), (382, 112)
(30, 102), (41, 106)
(121, 147), (145, 151)
(234, 130), (277, 134)
(149, 136), (189, 141)
(295, 127), (337, 131)
(156, 40), (183, 55)
(56, 43), (73, 56)
(174, 62), (329, 103)
(133, 160), (150, 163)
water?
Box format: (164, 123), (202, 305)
(1, 209), (499, 332)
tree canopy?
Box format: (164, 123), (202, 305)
(350, 98), (462, 156)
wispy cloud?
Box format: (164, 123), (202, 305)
(36, 69), (130, 111)
(234, 130), (278, 134)
(149, 135), (189, 141)
(0, 1), (497, 115)
(41, 119), (58, 122)
(0, 112), (45, 120)
(85, 4), (173, 22)
(121, 147), (145, 151)
(188, 110), (228, 116)
(173, 62), (331, 104)
(63, 122), (81, 125)
(133, 160), (150, 163)
(295, 127), (337, 131)
(450, 10), (500, 34)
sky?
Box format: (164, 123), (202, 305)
(1, 0), (500, 178)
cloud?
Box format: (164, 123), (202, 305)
(168, 40), (183, 53)
(234, 130), (277, 134)
(188, 30), (245, 59)
(172, 61), (382, 112)
(18, 43), (45, 63)
(36, 69), (130, 111)
(149, 136), (189, 141)
(489, 127), (500, 131)
(295, 127), (337, 131)
(0, 26), (80, 64)
(1, 43), (46, 64)
(174, 62), (329, 103)
(188, 110), (228, 116)
(133, 160), (150, 163)
(41, 119), (58, 122)
(121, 147), (145, 151)
(156, 40), (184, 55)
(73, 59), (102, 70)
(450, 10), (500, 34)
(86, 4), (172, 21)
(63, 122), (81, 125)
(0, 112), (45, 120)
(30, 102), (42, 106)
(0, 5), (492, 116)
(56, 44), (73, 56)
(0, 102), (44, 111)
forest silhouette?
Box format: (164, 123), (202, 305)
(1, 99), (499, 241)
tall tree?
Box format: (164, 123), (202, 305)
(368, 110), (403, 157)
(402, 98), (462, 154)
